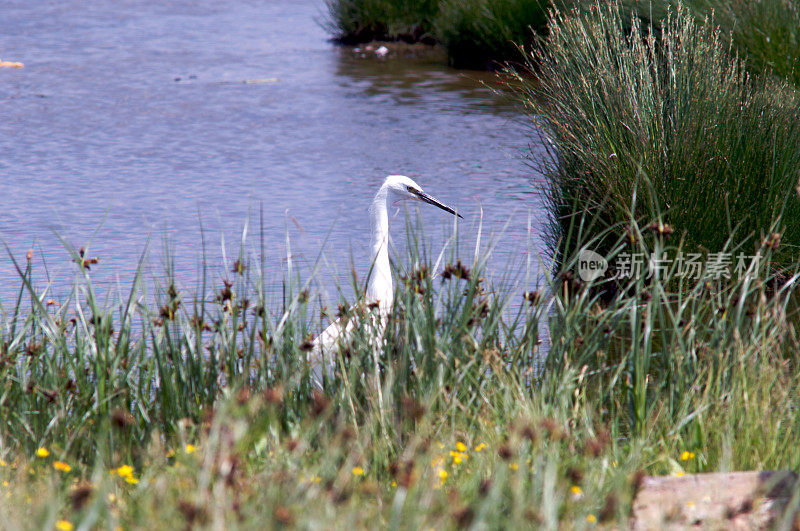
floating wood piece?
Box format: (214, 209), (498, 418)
(631, 471), (798, 530)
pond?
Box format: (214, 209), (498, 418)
(0, 0), (549, 312)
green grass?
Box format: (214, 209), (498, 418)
(436, 0), (550, 69)
(325, 0), (550, 69)
(622, 0), (800, 86)
(509, 1), (800, 267)
(1, 215), (800, 527)
(326, 0), (800, 82)
(324, 0), (440, 44)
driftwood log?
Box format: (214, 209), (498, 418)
(631, 471), (798, 530)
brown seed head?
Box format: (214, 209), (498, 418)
(263, 385), (284, 405)
(69, 482), (94, 511)
(274, 506), (293, 525)
(497, 444), (513, 460)
(311, 391), (331, 417)
(453, 506), (474, 527)
(110, 409), (135, 429)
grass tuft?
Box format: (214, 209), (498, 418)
(509, 1), (800, 266)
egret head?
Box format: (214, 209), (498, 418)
(383, 175), (462, 218)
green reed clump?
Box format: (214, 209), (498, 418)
(436, 0), (550, 69)
(510, 1), (800, 265)
(324, 0), (440, 44)
(325, 0), (550, 68)
(611, 0), (800, 86)
(726, 0), (800, 86)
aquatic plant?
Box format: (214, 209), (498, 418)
(510, 1), (800, 265)
(435, 0), (550, 69)
(324, 0), (440, 44)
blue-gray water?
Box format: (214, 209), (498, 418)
(0, 0), (548, 309)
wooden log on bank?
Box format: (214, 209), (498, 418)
(631, 471), (799, 530)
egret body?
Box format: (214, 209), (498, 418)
(309, 175), (460, 386)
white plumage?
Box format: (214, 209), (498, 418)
(308, 175), (461, 387)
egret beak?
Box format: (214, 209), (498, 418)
(409, 188), (463, 218)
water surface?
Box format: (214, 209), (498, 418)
(0, 0), (548, 309)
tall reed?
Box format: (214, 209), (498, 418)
(510, 1), (800, 265)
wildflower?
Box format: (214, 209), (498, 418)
(586, 514), (597, 524)
(680, 451), (695, 461)
(508, 463), (519, 471)
(36, 448), (50, 458)
(571, 485), (583, 500)
(673, 471), (685, 477)
(0, 459), (6, 466)
(391, 481), (397, 487)
(449, 451), (468, 465)
(2, 481), (8, 487)
(436, 441), (445, 449)
(185, 444), (197, 454)
(112, 465), (139, 483)
(455, 441), (467, 452)
(438, 469), (448, 481)
(55, 521), (74, 531)
(53, 461), (71, 473)
(352, 466), (365, 476)
(166, 449), (175, 458)
(112, 465), (134, 478)
(474, 443), (487, 452)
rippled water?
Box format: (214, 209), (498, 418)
(0, 0), (548, 309)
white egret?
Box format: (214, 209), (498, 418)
(309, 175), (461, 387)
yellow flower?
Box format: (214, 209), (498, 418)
(2, 481), (8, 487)
(571, 485), (583, 495)
(185, 444), (197, 454)
(508, 462), (519, 471)
(352, 467), (365, 476)
(166, 449), (175, 458)
(674, 471), (685, 477)
(436, 441), (444, 449)
(455, 441), (467, 452)
(391, 480), (397, 487)
(586, 514), (597, 523)
(55, 521), (74, 531)
(449, 451), (468, 465)
(474, 443), (487, 452)
(680, 451), (695, 461)
(124, 476), (139, 484)
(114, 465), (134, 478)
(36, 448), (50, 458)
(0, 459), (6, 466)
(53, 461), (71, 473)
(438, 469), (448, 481)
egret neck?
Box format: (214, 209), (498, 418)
(367, 183), (393, 312)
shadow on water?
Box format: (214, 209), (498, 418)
(333, 45), (517, 113)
